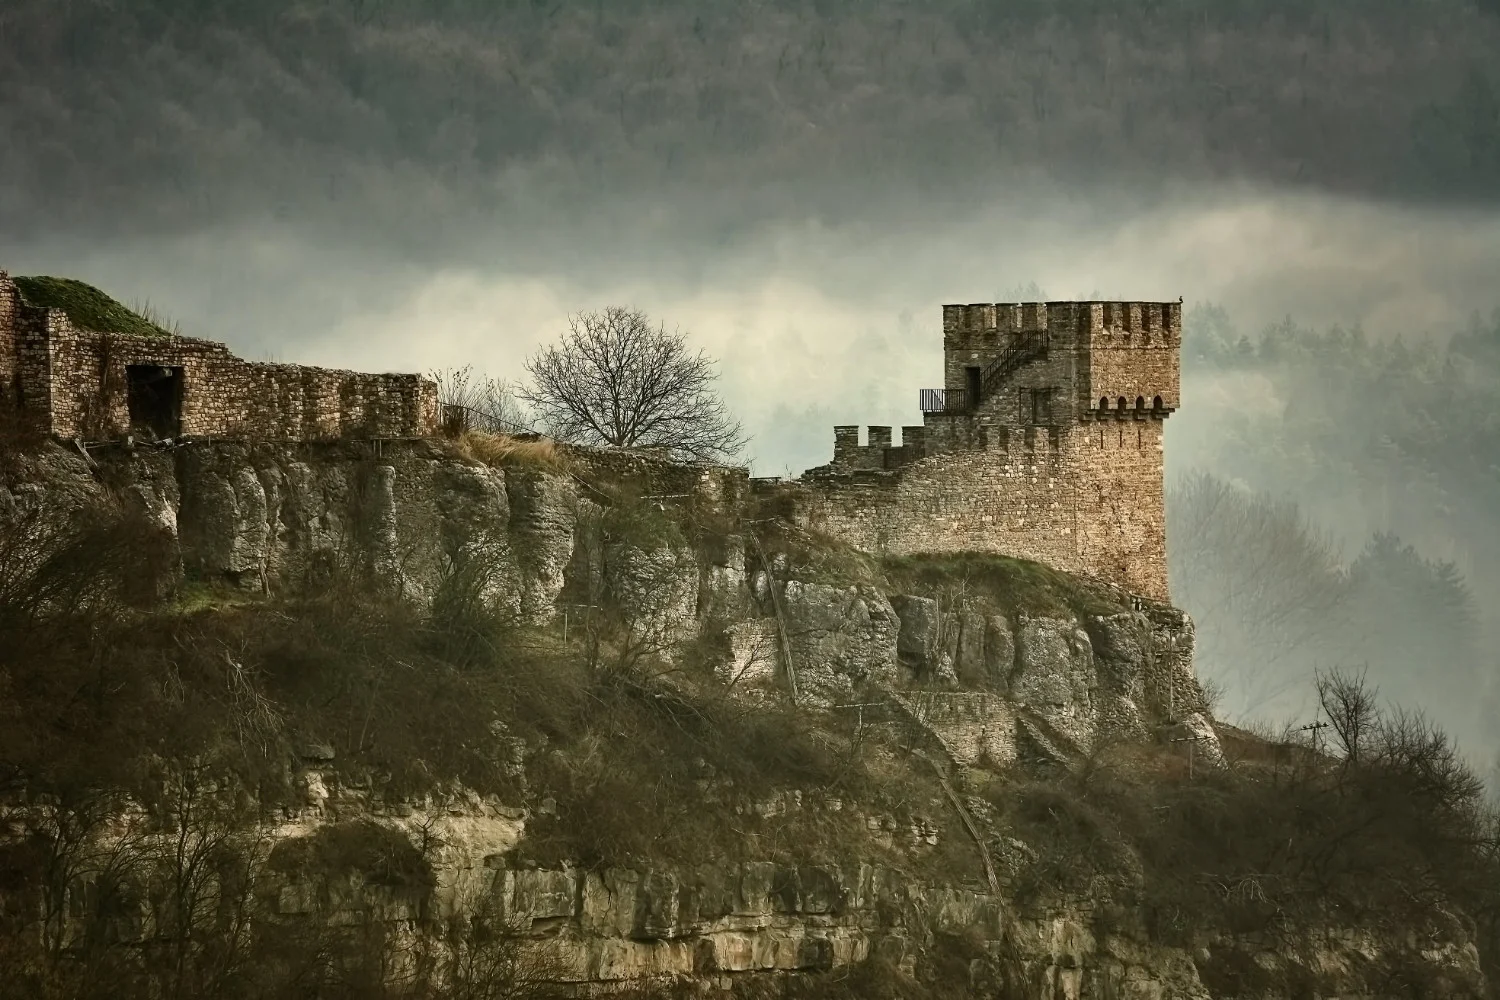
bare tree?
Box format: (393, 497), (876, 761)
(1316, 667), (1378, 766)
(519, 307), (746, 462)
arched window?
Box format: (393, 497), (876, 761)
(1135, 395), (1146, 409)
(1117, 396), (1128, 410)
(1153, 395), (1163, 410)
(1099, 396), (1109, 410)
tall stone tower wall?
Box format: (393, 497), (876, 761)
(799, 299), (1181, 601)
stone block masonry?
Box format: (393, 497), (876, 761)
(0, 271), (438, 442)
(796, 300), (1181, 601)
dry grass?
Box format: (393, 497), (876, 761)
(449, 430), (572, 472)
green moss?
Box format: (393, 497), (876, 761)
(881, 552), (1125, 618)
(167, 580), (261, 616)
(14, 275), (176, 338)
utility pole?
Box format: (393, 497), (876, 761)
(1295, 720), (1331, 756)
(1170, 733), (1213, 780)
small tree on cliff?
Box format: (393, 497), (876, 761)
(519, 307), (746, 463)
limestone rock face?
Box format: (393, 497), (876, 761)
(722, 619), (780, 690)
(1009, 617), (1100, 749)
(262, 843), (1485, 996)
(699, 535), (749, 623)
(504, 469), (577, 619)
(603, 537), (700, 650)
(1083, 612), (1146, 697)
(781, 582), (901, 704)
(891, 595), (941, 676)
(431, 461), (520, 613)
(22, 439), (1207, 761)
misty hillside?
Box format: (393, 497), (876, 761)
(3, 0), (1499, 251)
(1168, 304), (1500, 766)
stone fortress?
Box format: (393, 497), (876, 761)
(787, 300), (1181, 600)
(0, 271), (438, 443)
(0, 268), (1178, 601)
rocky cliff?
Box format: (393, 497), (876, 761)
(0, 437), (1490, 999)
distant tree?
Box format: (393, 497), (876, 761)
(520, 307), (746, 463)
(1167, 471), (1350, 717)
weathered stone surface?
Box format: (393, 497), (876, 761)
(505, 469), (577, 619)
(1086, 612), (1148, 696)
(898, 692), (1017, 767)
(495, 868), (578, 930)
(605, 538), (699, 650)
(891, 595), (940, 672)
(699, 536), (748, 622)
(781, 582), (900, 704)
(985, 613), (1016, 679)
(1011, 616), (1102, 748)
(1163, 712), (1225, 770)
(721, 619), (780, 689)
(1012, 618), (1095, 708)
(431, 461), (519, 612)
(1, 274), (438, 444)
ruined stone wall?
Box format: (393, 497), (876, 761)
(0, 272), (16, 400)
(789, 433), (1086, 580)
(570, 445), (751, 510)
(9, 297), (54, 435)
(38, 316), (438, 441)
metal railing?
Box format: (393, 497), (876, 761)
(918, 388), (969, 413)
(920, 333), (1049, 414)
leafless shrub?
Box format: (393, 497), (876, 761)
(432, 366), (531, 436)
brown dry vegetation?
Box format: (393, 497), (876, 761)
(445, 429), (572, 473)
(0, 485), (954, 999)
(977, 684), (1500, 997)
(2, 465), (1499, 997)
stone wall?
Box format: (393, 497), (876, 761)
(49, 322), (437, 441)
(802, 301), (1180, 602)
(1072, 414), (1169, 600)
(0, 272), (438, 442)
(786, 437), (1088, 589)
(0, 274), (16, 403)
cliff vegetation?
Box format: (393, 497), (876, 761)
(0, 438), (1495, 998)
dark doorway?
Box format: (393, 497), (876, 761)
(126, 365), (183, 438)
(964, 366), (982, 410)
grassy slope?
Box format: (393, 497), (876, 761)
(13, 275), (175, 338)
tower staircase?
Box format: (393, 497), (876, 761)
(979, 331), (1048, 400)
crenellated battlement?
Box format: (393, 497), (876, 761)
(943, 300), (1182, 343)
(807, 296), (1181, 600)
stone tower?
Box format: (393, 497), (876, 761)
(800, 301), (1182, 601)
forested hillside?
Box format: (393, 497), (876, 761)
(2, 0), (1498, 249)
(1168, 305), (1500, 772)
